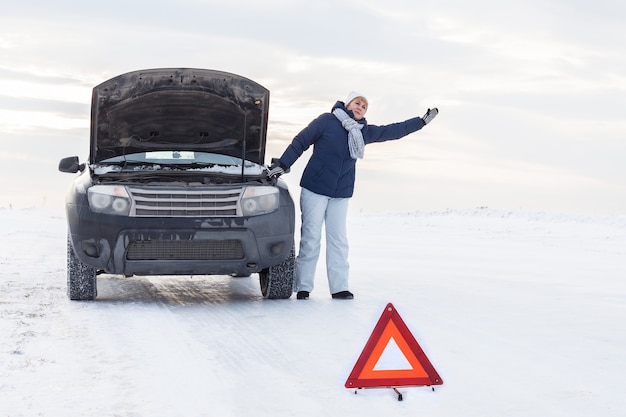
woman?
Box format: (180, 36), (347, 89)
(267, 92), (438, 300)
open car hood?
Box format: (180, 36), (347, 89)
(90, 68), (270, 165)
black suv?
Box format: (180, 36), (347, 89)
(59, 68), (295, 300)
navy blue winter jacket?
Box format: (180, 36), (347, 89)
(278, 101), (425, 198)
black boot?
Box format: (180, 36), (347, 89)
(297, 291), (309, 300)
(331, 291), (354, 300)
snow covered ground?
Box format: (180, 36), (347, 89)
(1, 207), (625, 417)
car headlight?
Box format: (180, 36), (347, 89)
(88, 185), (132, 215)
(240, 186), (279, 216)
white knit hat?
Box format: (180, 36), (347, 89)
(345, 91), (368, 106)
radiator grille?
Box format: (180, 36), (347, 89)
(128, 187), (241, 217)
(126, 240), (245, 260)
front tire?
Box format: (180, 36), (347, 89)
(67, 234), (97, 300)
(259, 244), (295, 299)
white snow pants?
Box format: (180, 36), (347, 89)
(295, 188), (350, 295)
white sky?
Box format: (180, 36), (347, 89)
(1, 0), (625, 214)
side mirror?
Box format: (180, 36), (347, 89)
(58, 156), (84, 173)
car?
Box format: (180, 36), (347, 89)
(59, 68), (295, 300)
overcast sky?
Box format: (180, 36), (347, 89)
(1, 0), (625, 214)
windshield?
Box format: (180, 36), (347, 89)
(100, 151), (251, 166)
(93, 151), (265, 176)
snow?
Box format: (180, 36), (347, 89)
(1, 207), (625, 416)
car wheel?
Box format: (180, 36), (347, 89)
(259, 244), (295, 299)
(66, 234), (98, 300)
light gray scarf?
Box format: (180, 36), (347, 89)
(333, 108), (364, 159)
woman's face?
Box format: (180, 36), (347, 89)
(347, 98), (368, 120)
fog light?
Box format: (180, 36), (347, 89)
(82, 241), (100, 257)
(269, 242), (285, 256)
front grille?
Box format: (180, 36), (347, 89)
(128, 187), (242, 217)
(126, 240), (245, 260)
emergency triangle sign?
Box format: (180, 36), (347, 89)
(345, 303), (443, 389)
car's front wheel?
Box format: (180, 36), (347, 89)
(66, 234), (97, 300)
(259, 244), (295, 299)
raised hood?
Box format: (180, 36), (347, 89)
(90, 68), (270, 165)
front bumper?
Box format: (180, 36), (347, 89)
(66, 197), (294, 276)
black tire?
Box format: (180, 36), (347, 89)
(66, 234), (97, 300)
(259, 244), (295, 299)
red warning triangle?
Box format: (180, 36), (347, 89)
(345, 303), (443, 389)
